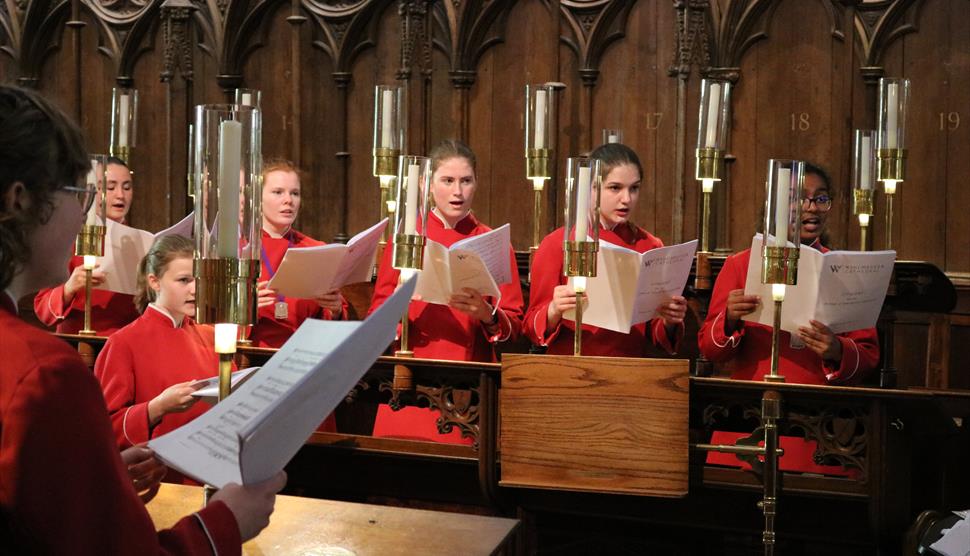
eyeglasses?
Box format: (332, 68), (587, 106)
(62, 185), (96, 214)
(802, 194), (832, 212)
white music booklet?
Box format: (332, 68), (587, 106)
(564, 239), (697, 334)
(267, 219), (388, 299)
(742, 234), (895, 334)
(414, 223), (513, 305)
(99, 212), (194, 295)
(149, 274), (416, 488)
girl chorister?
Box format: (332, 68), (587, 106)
(369, 140), (525, 444)
(94, 235), (224, 469)
(250, 159), (347, 348)
(525, 143), (688, 357)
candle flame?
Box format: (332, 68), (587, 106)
(573, 276), (587, 293)
(83, 255), (97, 270)
(883, 180), (898, 195)
(858, 213), (870, 227)
(701, 179), (715, 193)
(531, 177), (547, 191)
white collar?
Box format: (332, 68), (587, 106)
(148, 303), (184, 328)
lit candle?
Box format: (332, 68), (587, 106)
(531, 177), (546, 191)
(705, 82), (721, 148)
(573, 276), (587, 294)
(608, 133), (619, 144)
(83, 255), (97, 270)
(403, 163), (420, 235)
(859, 213), (870, 227)
(118, 94), (130, 148)
(241, 93), (252, 107)
(774, 168), (791, 247)
(860, 135), (872, 190)
(886, 83), (898, 149)
(771, 283), (786, 302)
(217, 120), (242, 258)
(534, 89), (547, 149)
(702, 178), (715, 193)
(381, 90), (394, 148)
(575, 165), (591, 240)
(214, 323), (238, 354)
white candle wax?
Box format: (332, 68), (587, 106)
(86, 161), (99, 225)
(573, 276), (587, 294)
(241, 93), (252, 107)
(403, 163), (420, 235)
(381, 90), (394, 148)
(575, 165), (591, 240)
(534, 89), (547, 149)
(118, 94), (130, 148)
(771, 283), (786, 302)
(214, 323), (238, 354)
(217, 120), (242, 258)
(774, 168), (791, 247)
(705, 83), (721, 148)
(886, 83), (898, 149)
(860, 135), (872, 190)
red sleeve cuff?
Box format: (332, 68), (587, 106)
(824, 336), (861, 385)
(709, 311), (744, 349)
(121, 402), (151, 449)
(192, 501), (242, 556)
(652, 319), (684, 355)
(482, 308), (513, 344)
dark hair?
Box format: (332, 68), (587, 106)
(107, 156), (129, 170)
(0, 86), (89, 291)
(429, 139), (477, 175)
(589, 143), (643, 233)
(804, 161), (832, 194)
(134, 234), (195, 314)
(589, 143), (643, 183)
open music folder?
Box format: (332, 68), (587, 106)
(266, 218), (388, 299)
(564, 239), (697, 333)
(742, 234), (895, 334)
(414, 223), (513, 305)
(99, 212), (194, 295)
(148, 274), (417, 488)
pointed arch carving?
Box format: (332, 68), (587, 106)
(2, 0), (72, 86)
(302, 0), (392, 74)
(559, 0), (636, 86)
(432, 0), (515, 88)
(82, 0), (159, 85)
(854, 0), (925, 82)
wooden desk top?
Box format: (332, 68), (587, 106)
(147, 484), (518, 555)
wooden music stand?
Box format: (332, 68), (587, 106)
(500, 354), (690, 497)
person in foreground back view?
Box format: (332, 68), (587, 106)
(0, 85), (285, 553)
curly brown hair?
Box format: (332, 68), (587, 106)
(0, 85), (89, 291)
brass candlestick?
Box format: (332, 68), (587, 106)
(393, 235), (424, 357)
(878, 148), (904, 250)
(761, 246), (798, 384)
(528, 148), (552, 250)
(74, 220), (105, 336)
(853, 189), (874, 251)
(374, 147), (400, 246)
(565, 241), (597, 356)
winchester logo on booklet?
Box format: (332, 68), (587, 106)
(148, 274), (417, 488)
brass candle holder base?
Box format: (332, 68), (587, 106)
(760, 246), (799, 286)
(526, 149), (552, 181)
(877, 148), (906, 183)
(695, 147), (724, 182)
(392, 234), (425, 271)
(111, 145), (131, 164)
(373, 148), (400, 178)
(194, 258), (260, 326)
(563, 241), (598, 278)
(694, 250), (712, 291)
(75, 224), (106, 256)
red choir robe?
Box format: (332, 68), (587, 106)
(1, 292), (241, 554)
(698, 243), (879, 475)
(524, 224), (682, 357)
(249, 228), (346, 432)
(368, 211), (525, 444)
(33, 255), (139, 335)
(249, 228), (348, 349)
